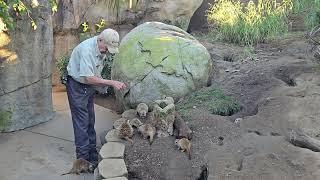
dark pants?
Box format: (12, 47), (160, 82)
(66, 76), (98, 164)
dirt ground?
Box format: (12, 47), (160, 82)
(96, 33), (320, 180)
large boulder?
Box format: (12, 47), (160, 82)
(112, 22), (212, 109)
(0, 0), (53, 132)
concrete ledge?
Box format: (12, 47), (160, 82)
(99, 142), (125, 159)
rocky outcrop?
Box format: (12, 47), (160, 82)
(112, 22), (212, 109)
(53, 0), (202, 31)
(142, 0), (203, 30)
(0, 0), (54, 132)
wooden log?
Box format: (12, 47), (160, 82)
(174, 112), (193, 140)
(286, 129), (320, 152)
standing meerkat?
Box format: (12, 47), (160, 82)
(166, 113), (175, 136)
(118, 119), (134, 144)
(175, 138), (192, 160)
(136, 103), (149, 118)
(138, 123), (156, 145)
(61, 158), (90, 176)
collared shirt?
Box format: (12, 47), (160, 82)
(67, 36), (106, 84)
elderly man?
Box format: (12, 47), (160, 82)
(66, 28), (126, 171)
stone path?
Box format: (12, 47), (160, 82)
(95, 118), (129, 179)
(0, 87), (120, 180)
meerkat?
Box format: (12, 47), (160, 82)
(138, 123), (156, 145)
(234, 118), (242, 127)
(130, 118), (143, 128)
(136, 103), (149, 118)
(157, 119), (169, 137)
(118, 119), (134, 144)
(175, 138), (192, 160)
(166, 113), (175, 136)
(61, 158), (90, 176)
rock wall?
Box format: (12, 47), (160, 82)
(0, 0), (54, 132)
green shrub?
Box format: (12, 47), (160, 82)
(207, 0), (292, 45)
(173, 19), (190, 30)
(177, 87), (241, 117)
(56, 53), (70, 85)
(56, 54), (69, 76)
(292, 0), (320, 29)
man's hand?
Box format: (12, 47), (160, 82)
(111, 80), (126, 90)
(85, 76), (126, 90)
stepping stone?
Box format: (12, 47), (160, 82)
(113, 118), (127, 129)
(99, 142), (125, 159)
(105, 129), (123, 143)
(102, 177), (128, 180)
(98, 159), (128, 179)
(121, 109), (137, 119)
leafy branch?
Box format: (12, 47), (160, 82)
(0, 0), (58, 32)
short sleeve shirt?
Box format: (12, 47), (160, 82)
(67, 36), (106, 84)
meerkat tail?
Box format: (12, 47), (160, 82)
(61, 169), (74, 176)
(149, 134), (154, 145)
(188, 147), (192, 160)
(188, 150), (191, 160)
(61, 171), (73, 176)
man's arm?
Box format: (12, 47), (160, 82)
(85, 76), (126, 90)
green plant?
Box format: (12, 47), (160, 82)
(292, 0), (320, 29)
(207, 0), (293, 45)
(176, 87), (241, 117)
(193, 30), (220, 43)
(81, 22), (89, 32)
(242, 46), (256, 61)
(49, 0), (58, 14)
(79, 18), (107, 41)
(95, 19), (106, 32)
(56, 54), (70, 76)
(0, 0), (58, 32)
(0, 0), (13, 30)
(173, 19), (189, 30)
(56, 53), (70, 85)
